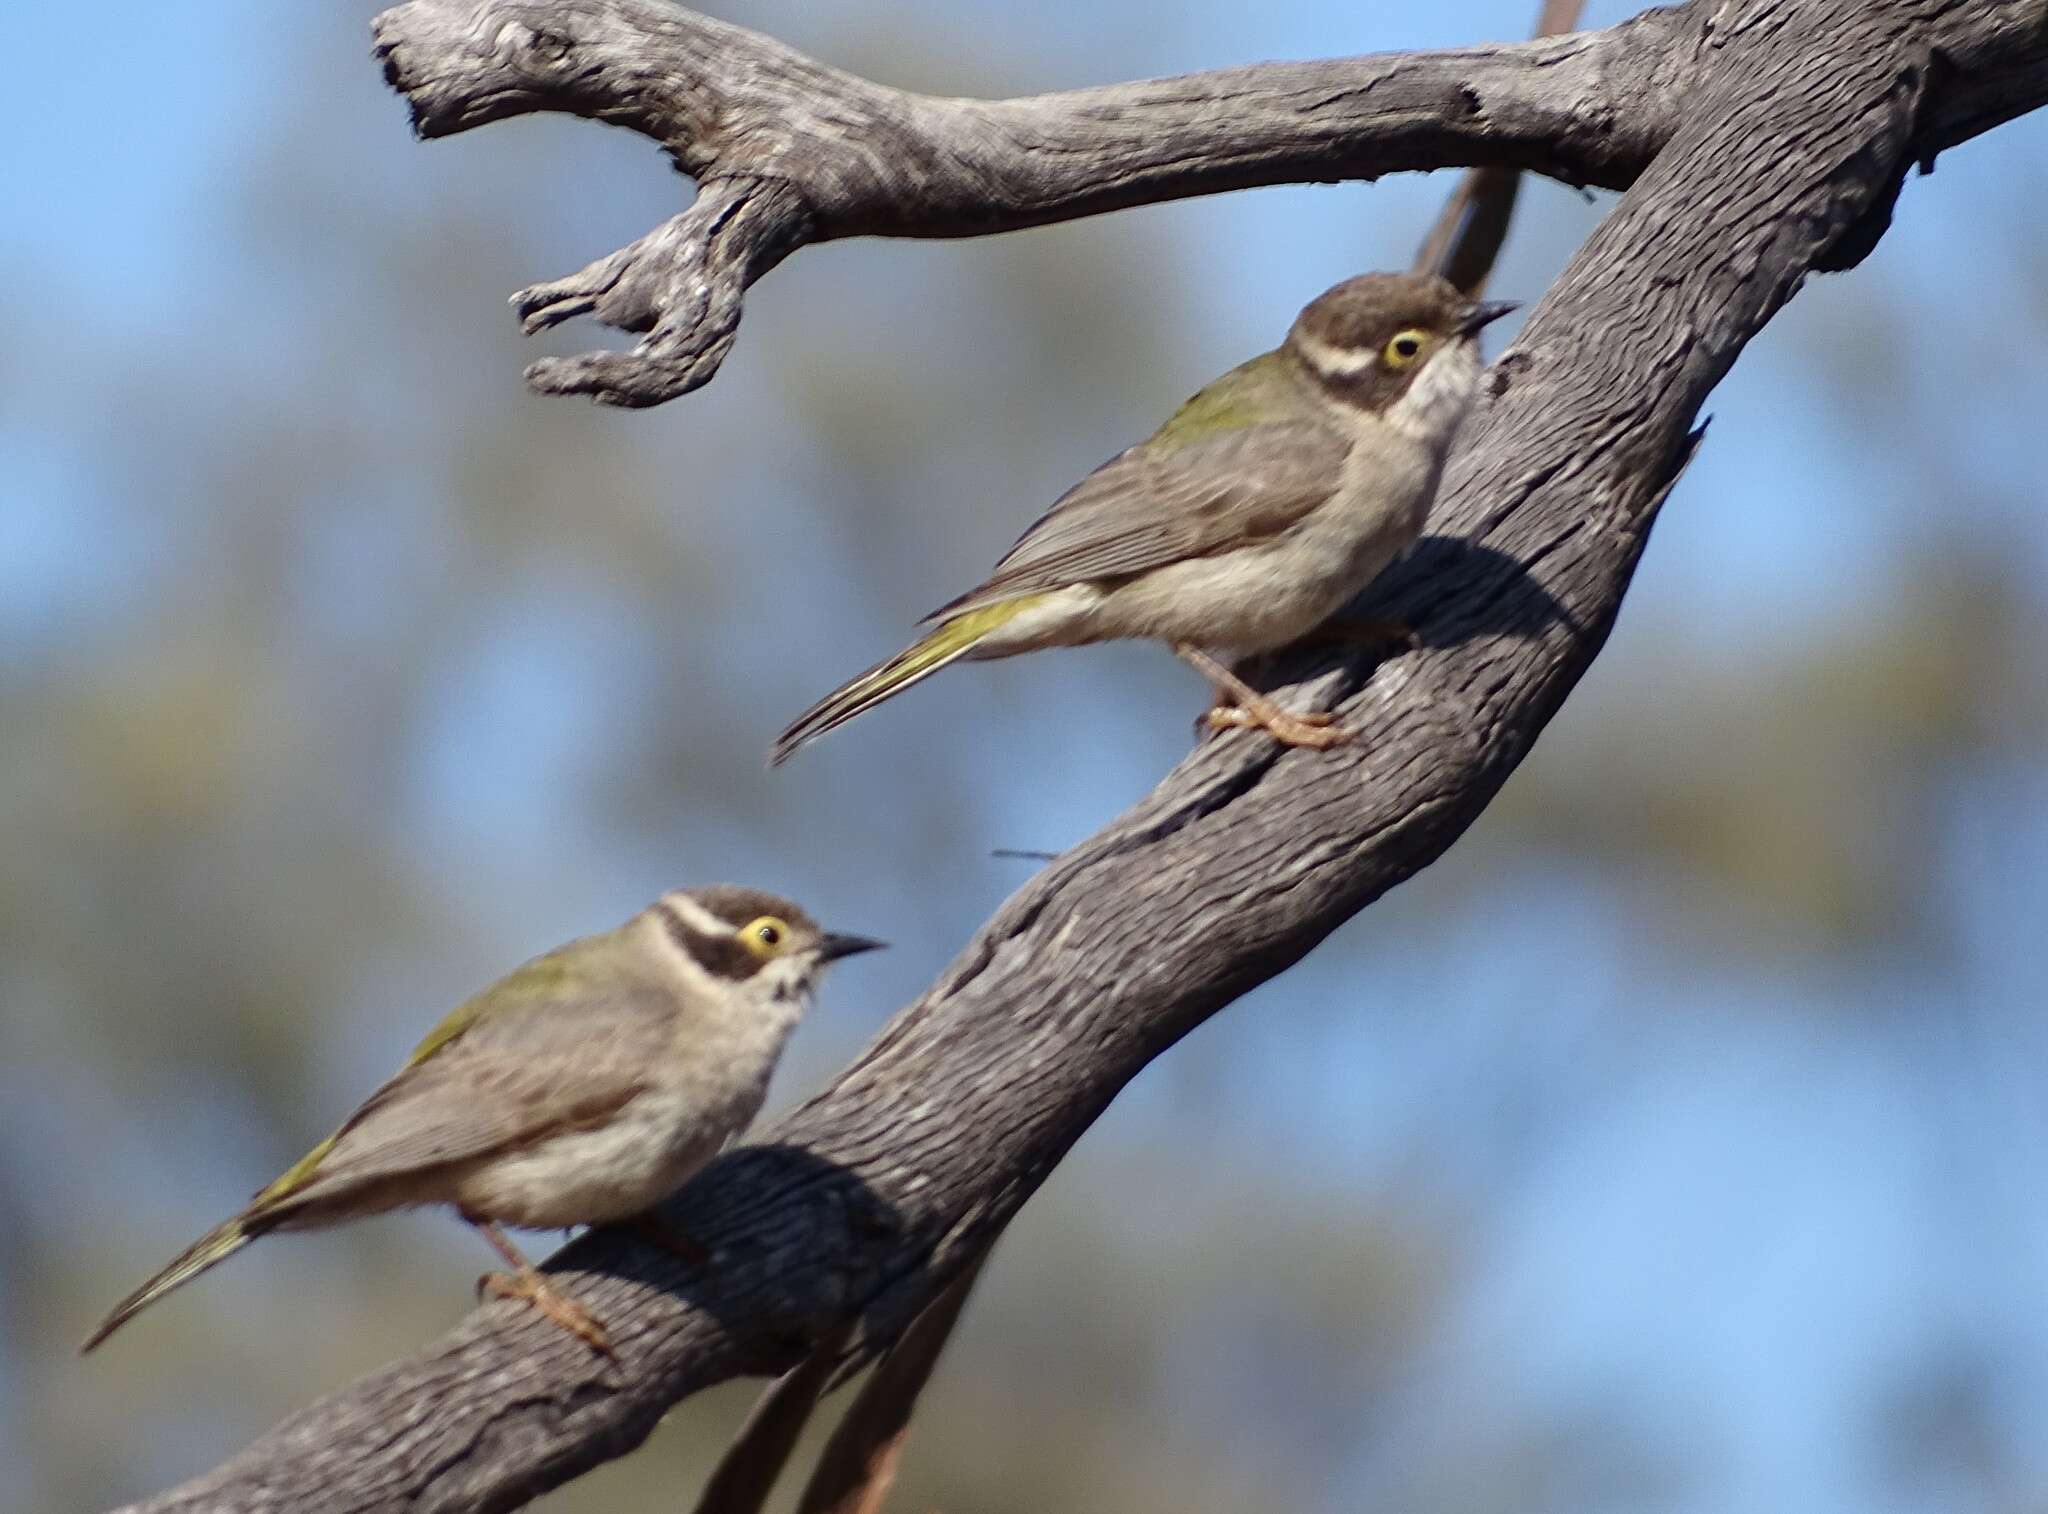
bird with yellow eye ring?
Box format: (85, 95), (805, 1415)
(772, 271), (1515, 763)
(81, 884), (883, 1355)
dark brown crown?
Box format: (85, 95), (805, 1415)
(1290, 272), (1472, 354)
(685, 884), (819, 935)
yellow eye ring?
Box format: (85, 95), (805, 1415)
(1384, 330), (1427, 367)
(740, 915), (790, 956)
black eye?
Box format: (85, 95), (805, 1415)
(1391, 334), (1422, 360)
(755, 922), (781, 946)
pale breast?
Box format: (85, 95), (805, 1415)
(451, 1084), (753, 1228)
(458, 981), (801, 1228)
(1085, 426), (1437, 654)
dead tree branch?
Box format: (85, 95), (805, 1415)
(117, 1), (2048, 1510)
(372, 0), (1690, 407)
(788, 1252), (988, 1514)
(371, 0), (2043, 407)
(1415, 0), (1588, 292)
(683, 2), (1589, 1493)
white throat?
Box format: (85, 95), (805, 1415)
(1383, 339), (1482, 450)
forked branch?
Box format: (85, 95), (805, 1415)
(371, 0), (1691, 405)
(117, 1), (2048, 1511)
(371, 0), (2046, 408)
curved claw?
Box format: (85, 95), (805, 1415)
(479, 1269), (615, 1355)
(1203, 705), (1352, 749)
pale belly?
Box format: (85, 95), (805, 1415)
(1090, 525), (1401, 653)
(969, 435), (1437, 658)
(449, 1089), (745, 1229)
(1091, 484), (1425, 654)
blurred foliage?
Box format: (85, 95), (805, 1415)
(4, 3), (2048, 1513)
(1496, 542), (2046, 954)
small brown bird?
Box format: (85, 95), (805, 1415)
(771, 271), (1514, 764)
(82, 886), (882, 1355)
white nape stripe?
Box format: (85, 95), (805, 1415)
(656, 891), (735, 938)
(1293, 332), (1380, 379)
(645, 891), (738, 996)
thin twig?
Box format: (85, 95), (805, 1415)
(1414, 0), (1589, 292)
(689, 1327), (854, 1514)
(794, 1254), (991, 1514)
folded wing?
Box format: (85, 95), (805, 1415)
(256, 966), (674, 1219)
(925, 421), (1347, 622)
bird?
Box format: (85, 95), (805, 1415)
(771, 272), (1515, 765)
(81, 885), (883, 1355)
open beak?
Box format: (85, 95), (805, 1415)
(818, 931), (887, 962)
(1458, 299), (1519, 336)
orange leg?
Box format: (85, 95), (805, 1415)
(469, 1216), (613, 1355)
(1176, 644), (1350, 750)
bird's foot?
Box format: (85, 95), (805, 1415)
(1175, 642), (1352, 751)
(1203, 702), (1351, 749)
(478, 1268), (614, 1354)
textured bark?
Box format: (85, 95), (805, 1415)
(788, 1252), (989, 1514)
(370, 0), (2046, 408)
(689, 1328), (847, 1514)
(1414, 1), (1590, 296)
(117, 1), (2048, 1511)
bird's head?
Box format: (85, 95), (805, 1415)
(650, 884), (884, 1010)
(1284, 271), (1516, 445)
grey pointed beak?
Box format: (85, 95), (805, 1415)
(1459, 299), (1519, 336)
(818, 931), (887, 962)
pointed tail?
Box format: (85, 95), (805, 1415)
(81, 1213), (260, 1354)
(771, 601), (1032, 766)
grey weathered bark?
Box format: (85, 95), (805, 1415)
(700, 1), (1602, 1498)
(117, 1), (2048, 1511)
(687, 1221), (986, 1514)
(786, 1251), (989, 1514)
(371, 0), (2046, 409)
(1414, 0), (1589, 296)
(689, 1325), (851, 1514)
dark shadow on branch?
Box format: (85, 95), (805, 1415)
(1381, 535), (1582, 646)
(107, 3), (2048, 1510)
(560, 1145), (905, 1364)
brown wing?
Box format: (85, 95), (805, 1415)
(925, 422), (1347, 622)
(260, 979), (676, 1216)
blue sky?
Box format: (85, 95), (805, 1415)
(6, 3), (2048, 1511)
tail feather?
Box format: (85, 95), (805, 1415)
(771, 601), (1031, 765)
(81, 1213), (259, 1354)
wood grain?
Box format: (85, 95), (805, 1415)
(113, 1), (2048, 1509)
